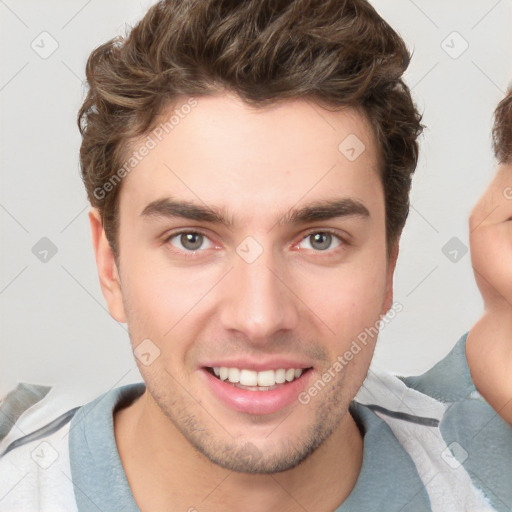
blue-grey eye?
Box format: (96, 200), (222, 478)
(169, 232), (212, 251)
(299, 232), (341, 251)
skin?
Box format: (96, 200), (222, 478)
(467, 162), (512, 424)
(90, 92), (398, 511)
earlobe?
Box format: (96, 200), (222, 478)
(89, 208), (127, 323)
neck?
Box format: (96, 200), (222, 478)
(114, 390), (363, 512)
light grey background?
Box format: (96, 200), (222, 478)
(1, 0), (511, 401)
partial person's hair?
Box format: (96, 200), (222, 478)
(78, 0), (423, 259)
(493, 88), (512, 164)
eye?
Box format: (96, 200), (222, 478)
(164, 230), (345, 255)
(297, 231), (343, 252)
(167, 231), (214, 252)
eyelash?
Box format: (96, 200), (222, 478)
(163, 229), (348, 258)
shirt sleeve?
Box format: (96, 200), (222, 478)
(401, 332), (512, 511)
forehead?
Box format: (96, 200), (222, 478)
(120, 93), (383, 223)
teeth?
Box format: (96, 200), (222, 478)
(285, 369), (295, 382)
(228, 368), (240, 383)
(211, 366), (304, 386)
(257, 370), (275, 387)
(275, 369), (286, 384)
(240, 369), (258, 386)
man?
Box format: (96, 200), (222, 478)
(0, 1), (510, 511)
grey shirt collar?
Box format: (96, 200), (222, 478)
(69, 383), (430, 511)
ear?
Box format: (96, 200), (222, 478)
(89, 208), (127, 323)
(381, 242), (399, 315)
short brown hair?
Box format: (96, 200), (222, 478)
(78, 0), (423, 258)
(493, 89), (512, 164)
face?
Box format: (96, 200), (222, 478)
(94, 92), (396, 474)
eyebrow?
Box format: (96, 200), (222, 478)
(141, 197), (370, 227)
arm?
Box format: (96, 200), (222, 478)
(467, 164), (512, 424)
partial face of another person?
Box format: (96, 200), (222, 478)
(98, 92), (395, 473)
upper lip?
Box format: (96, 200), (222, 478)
(200, 358), (314, 372)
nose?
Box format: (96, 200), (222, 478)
(219, 247), (300, 344)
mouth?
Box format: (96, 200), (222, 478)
(204, 366), (313, 391)
(201, 365), (314, 415)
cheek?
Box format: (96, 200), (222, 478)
(119, 247), (224, 362)
(123, 263), (215, 332)
(120, 270), (199, 382)
(315, 266), (386, 307)
(297, 253), (388, 348)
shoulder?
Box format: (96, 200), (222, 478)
(399, 332), (476, 401)
(353, 334), (512, 512)
(0, 382), (145, 512)
(401, 333), (512, 511)
(0, 385), (83, 512)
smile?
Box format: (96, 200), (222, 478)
(202, 366), (313, 415)
(207, 366), (307, 390)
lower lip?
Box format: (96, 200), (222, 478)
(201, 368), (313, 416)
